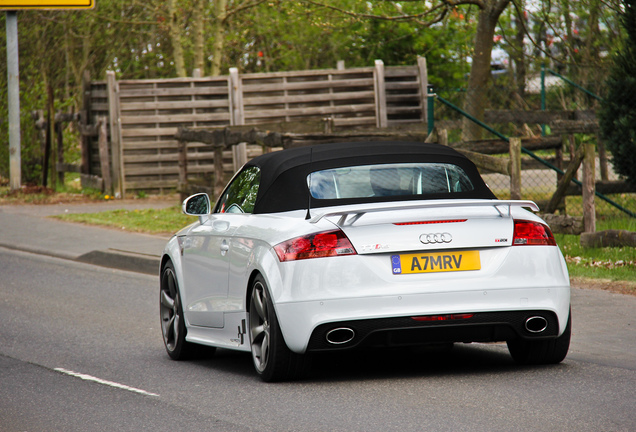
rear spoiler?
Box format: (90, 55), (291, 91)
(309, 199), (539, 226)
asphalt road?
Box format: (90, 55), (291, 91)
(1, 247), (634, 432)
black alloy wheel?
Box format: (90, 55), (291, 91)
(160, 261), (215, 360)
(248, 274), (311, 381)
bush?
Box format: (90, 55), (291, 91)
(599, 0), (636, 186)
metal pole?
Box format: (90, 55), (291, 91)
(540, 64), (546, 136)
(6, 11), (21, 191)
(435, 93), (636, 218)
(547, 68), (603, 101)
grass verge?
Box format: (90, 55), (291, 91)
(51, 206), (193, 236)
(553, 202), (636, 289)
(5, 180), (634, 293)
(555, 233), (635, 283)
(53, 205), (636, 293)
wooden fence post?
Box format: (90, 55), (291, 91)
(374, 60), (388, 128)
(438, 128), (448, 147)
(417, 56), (428, 126)
(545, 145), (585, 214)
(214, 147), (225, 198)
(597, 134), (609, 181)
(106, 71), (123, 198)
(34, 111), (47, 184)
(582, 142), (596, 233)
(44, 83), (55, 188)
(97, 117), (112, 194)
(41, 109), (50, 187)
(567, 134), (577, 180)
(323, 117), (334, 134)
(56, 119), (64, 185)
(80, 70), (91, 175)
(229, 67), (247, 172)
(509, 137), (522, 200)
(177, 137), (188, 202)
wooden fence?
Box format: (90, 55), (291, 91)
(79, 57), (632, 223)
(83, 58), (429, 197)
(172, 124), (597, 232)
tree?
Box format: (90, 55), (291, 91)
(167, 0), (187, 77)
(598, 0), (636, 185)
(296, 0), (514, 139)
(0, 2), (162, 182)
(210, 0), (228, 76)
(461, 0), (511, 140)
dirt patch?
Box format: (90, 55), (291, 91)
(571, 277), (636, 296)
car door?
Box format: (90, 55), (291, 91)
(181, 167), (261, 329)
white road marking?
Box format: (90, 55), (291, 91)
(54, 368), (160, 397)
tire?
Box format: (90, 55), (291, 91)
(160, 261), (215, 360)
(248, 274), (311, 382)
(507, 309), (571, 365)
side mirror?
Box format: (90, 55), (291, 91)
(182, 193), (211, 216)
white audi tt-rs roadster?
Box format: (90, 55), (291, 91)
(160, 141), (571, 381)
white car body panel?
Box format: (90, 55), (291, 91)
(163, 199), (570, 354)
(273, 245), (569, 353)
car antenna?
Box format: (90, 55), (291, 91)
(305, 147), (313, 220)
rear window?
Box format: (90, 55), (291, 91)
(308, 163), (474, 199)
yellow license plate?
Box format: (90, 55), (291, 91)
(391, 251), (480, 275)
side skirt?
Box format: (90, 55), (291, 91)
(186, 311), (251, 352)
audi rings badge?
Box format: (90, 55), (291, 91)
(419, 232), (453, 244)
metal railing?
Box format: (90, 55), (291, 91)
(426, 86), (636, 218)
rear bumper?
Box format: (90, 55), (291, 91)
(275, 286), (570, 353)
(306, 310), (560, 352)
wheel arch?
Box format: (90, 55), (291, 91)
(160, 236), (188, 309)
(160, 253), (172, 272)
(245, 269), (263, 314)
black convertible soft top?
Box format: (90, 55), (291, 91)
(244, 141), (496, 214)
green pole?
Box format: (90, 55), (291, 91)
(547, 68), (603, 101)
(427, 85), (435, 135)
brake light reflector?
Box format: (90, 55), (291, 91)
(513, 220), (556, 246)
(394, 219), (466, 226)
(274, 230), (357, 262)
(411, 313), (474, 321)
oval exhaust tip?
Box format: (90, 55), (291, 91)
(326, 328), (355, 345)
(525, 316), (548, 333)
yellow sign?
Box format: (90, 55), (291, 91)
(0, 0), (94, 9)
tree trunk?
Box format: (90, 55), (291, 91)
(582, 0), (601, 97)
(513, 3), (526, 101)
(210, 0), (228, 76)
(194, 0), (205, 74)
(462, 0), (511, 141)
(168, 0), (187, 77)
(561, 0), (574, 73)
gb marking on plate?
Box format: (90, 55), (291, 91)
(391, 255), (402, 274)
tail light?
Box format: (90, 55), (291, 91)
(274, 230), (357, 262)
(513, 220), (556, 246)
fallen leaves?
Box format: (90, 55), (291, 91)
(565, 255), (635, 269)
